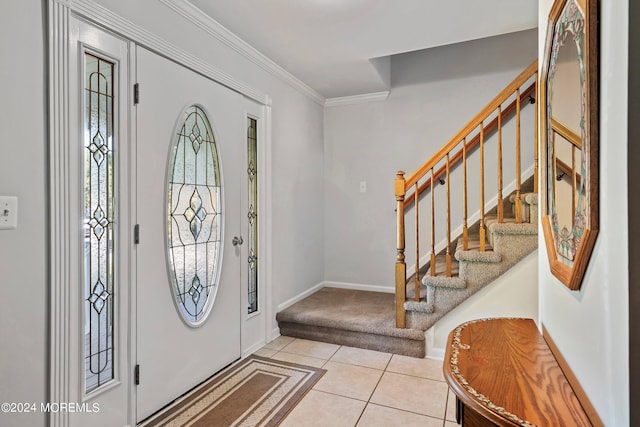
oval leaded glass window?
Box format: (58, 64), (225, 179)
(167, 105), (222, 326)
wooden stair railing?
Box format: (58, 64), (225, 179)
(394, 60), (538, 328)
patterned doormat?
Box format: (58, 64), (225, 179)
(140, 355), (325, 427)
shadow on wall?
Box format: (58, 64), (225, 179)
(390, 28), (538, 87)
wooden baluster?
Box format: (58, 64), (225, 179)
(430, 168), (436, 276)
(515, 88), (523, 223)
(395, 171), (406, 328)
(497, 106), (504, 223)
(534, 73), (539, 194)
(462, 138), (469, 250)
(446, 153), (452, 276)
(414, 182), (420, 301)
(479, 123), (486, 252)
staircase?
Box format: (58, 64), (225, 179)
(403, 181), (538, 331)
(394, 59), (539, 330)
(276, 60), (539, 357)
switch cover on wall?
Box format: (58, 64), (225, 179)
(0, 196), (18, 230)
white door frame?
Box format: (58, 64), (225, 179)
(48, 1), (273, 425)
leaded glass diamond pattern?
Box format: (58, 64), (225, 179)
(189, 123), (203, 154)
(247, 161), (256, 181)
(83, 53), (115, 393)
(247, 205), (257, 226)
(247, 118), (258, 314)
(89, 131), (110, 165)
(88, 280), (111, 314)
(188, 275), (203, 305)
(167, 106), (222, 325)
(184, 189), (207, 239)
(88, 206), (110, 239)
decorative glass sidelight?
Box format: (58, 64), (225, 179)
(167, 106), (222, 326)
(84, 53), (115, 393)
(247, 118), (258, 314)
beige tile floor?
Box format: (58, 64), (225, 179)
(254, 336), (459, 427)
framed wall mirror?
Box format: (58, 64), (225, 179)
(540, 0), (598, 291)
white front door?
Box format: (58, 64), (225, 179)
(135, 47), (244, 422)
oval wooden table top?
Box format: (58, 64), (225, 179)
(443, 318), (592, 427)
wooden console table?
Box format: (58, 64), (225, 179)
(443, 318), (592, 426)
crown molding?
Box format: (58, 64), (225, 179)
(159, 0), (326, 106)
(62, 0), (269, 105)
(325, 91), (390, 107)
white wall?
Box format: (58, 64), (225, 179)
(92, 0), (326, 306)
(538, 1), (630, 426)
(0, 1), (47, 427)
(324, 29), (537, 287)
(0, 2), (324, 426)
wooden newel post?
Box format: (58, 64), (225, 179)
(395, 171), (407, 328)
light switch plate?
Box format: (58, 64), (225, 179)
(0, 196), (18, 230)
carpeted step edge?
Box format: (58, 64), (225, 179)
(275, 312), (425, 340)
(404, 300), (434, 313)
(455, 249), (502, 263)
(278, 321), (425, 358)
(487, 221), (538, 235)
(422, 275), (466, 289)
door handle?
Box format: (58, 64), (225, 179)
(232, 236), (243, 246)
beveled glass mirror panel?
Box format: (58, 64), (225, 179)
(540, 0), (598, 290)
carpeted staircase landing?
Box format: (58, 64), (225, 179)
(277, 185), (538, 359)
(276, 287), (426, 358)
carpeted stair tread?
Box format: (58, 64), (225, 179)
(403, 300), (434, 313)
(523, 193), (538, 205)
(422, 274), (466, 289)
(454, 236), (502, 263)
(277, 287), (426, 357)
(486, 219), (538, 235)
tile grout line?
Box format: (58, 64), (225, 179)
(261, 338), (450, 425)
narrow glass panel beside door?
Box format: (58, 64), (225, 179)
(84, 53), (115, 394)
(247, 118), (258, 314)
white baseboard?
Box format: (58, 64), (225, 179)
(323, 281), (394, 293)
(276, 281), (394, 315)
(276, 282), (325, 312)
(242, 341), (266, 358)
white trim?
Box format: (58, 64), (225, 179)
(49, 3), (72, 425)
(276, 282), (325, 313)
(427, 347), (446, 360)
(64, 0), (269, 105)
(424, 328), (445, 360)
(274, 280), (394, 314)
(406, 164), (536, 278)
(51, 1), (278, 425)
(159, 0), (325, 106)
(263, 104), (276, 346)
(241, 341), (266, 359)
(324, 91), (390, 107)
(270, 327), (281, 342)
(323, 280), (394, 294)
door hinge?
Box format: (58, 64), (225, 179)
(134, 364), (140, 385)
(134, 83), (140, 105)
(134, 224), (140, 244)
